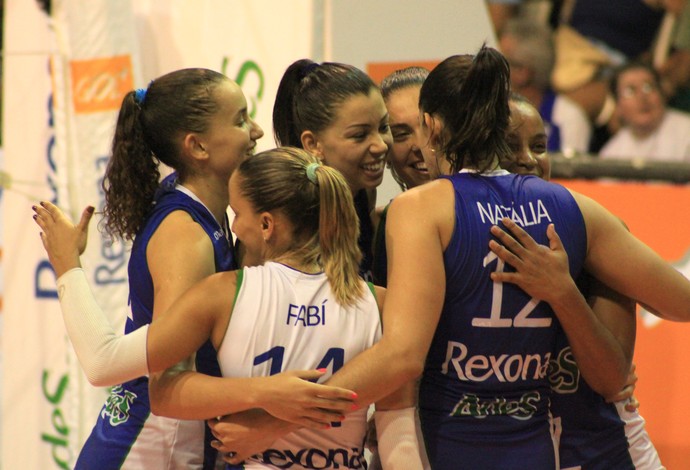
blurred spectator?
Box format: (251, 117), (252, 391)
(661, 2), (690, 113)
(552, 0), (690, 139)
(486, 0), (558, 36)
(599, 61), (690, 161)
(486, 0), (523, 36)
(500, 18), (592, 154)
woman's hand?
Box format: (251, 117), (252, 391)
(488, 218), (575, 304)
(33, 201), (94, 277)
(208, 409), (295, 465)
(257, 369), (357, 427)
(607, 363), (640, 412)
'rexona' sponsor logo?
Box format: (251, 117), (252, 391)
(442, 341), (551, 383)
(256, 446), (366, 469)
(70, 55), (134, 113)
(450, 391), (540, 420)
(548, 346), (580, 394)
(101, 385), (137, 426)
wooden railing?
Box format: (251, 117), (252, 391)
(550, 154), (690, 183)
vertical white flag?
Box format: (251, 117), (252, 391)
(3, 0), (140, 468)
(50, 0), (144, 458)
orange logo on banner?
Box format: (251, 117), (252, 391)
(70, 55), (134, 113)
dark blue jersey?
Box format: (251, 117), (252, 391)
(76, 173), (235, 470)
(550, 273), (635, 469)
(419, 170), (586, 470)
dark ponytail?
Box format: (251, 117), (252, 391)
(273, 59), (376, 148)
(420, 46), (512, 173)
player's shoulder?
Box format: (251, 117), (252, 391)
(391, 178), (452, 211)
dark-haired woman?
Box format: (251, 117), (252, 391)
(272, 59), (393, 281)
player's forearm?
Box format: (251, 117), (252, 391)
(325, 339), (423, 408)
(57, 268), (148, 386)
(149, 370), (281, 420)
(549, 286), (630, 398)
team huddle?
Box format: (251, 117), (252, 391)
(32, 45), (690, 470)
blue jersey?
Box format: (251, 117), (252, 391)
(551, 328), (633, 469)
(76, 174), (235, 470)
(418, 170), (586, 470)
(551, 273), (662, 470)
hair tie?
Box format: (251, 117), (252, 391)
(306, 162), (320, 184)
(134, 88), (147, 105)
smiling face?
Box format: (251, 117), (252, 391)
(308, 88), (392, 193)
(385, 85), (430, 189)
(198, 80), (265, 179)
(502, 99), (550, 180)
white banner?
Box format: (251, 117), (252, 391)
(50, 0), (143, 457)
(131, 0), (317, 152)
(3, 1), (76, 468)
(3, 0), (139, 468)
(3, 1), (315, 468)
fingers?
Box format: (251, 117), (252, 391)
(221, 451), (240, 465)
(284, 368), (327, 382)
(489, 224), (525, 260)
(280, 369), (358, 402)
(224, 450), (254, 466)
(489, 269), (519, 284)
(499, 217), (539, 250)
(312, 394), (359, 414)
(625, 395), (640, 412)
(78, 206), (95, 232)
(32, 203), (53, 226)
(41, 201), (64, 219)
(32, 202), (71, 232)
(212, 444), (252, 466)
(546, 224), (565, 252)
(265, 401), (350, 427)
(314, 384), (358, 402)
(33, 209), (49, 231)
(607, 382), (636, 403)
(210, 439), (230, 453)
(33, 201), (60, 224)
(488, 239), (522, 270)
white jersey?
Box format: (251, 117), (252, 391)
(218, 262), (382, 469)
